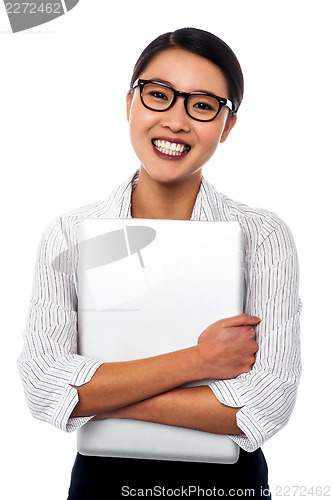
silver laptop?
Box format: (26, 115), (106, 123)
(76, 218), (244, 463)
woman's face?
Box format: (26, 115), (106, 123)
(127, 48), (237, 185)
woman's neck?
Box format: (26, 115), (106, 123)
(131, 168), (202, 220)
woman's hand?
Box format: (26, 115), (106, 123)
(196, 313), (260, 380)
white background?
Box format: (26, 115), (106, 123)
(1, 1), (331, 498)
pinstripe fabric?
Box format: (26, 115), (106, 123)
(18, 169), (301, 452)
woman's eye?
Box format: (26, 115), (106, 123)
(150, 92), (168, 100)
(194, 102), (213, 111)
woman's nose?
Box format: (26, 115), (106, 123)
(160, 97), (191, 133)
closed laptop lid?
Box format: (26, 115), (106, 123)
(77, 218), (243, 463)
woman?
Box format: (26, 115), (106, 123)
(18, 28), (301, 498)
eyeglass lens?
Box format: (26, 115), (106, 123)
(141, 82), (220, 121)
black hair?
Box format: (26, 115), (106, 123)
(129, 27), (244, 113)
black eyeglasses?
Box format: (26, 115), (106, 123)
(131, 79), (235, 122)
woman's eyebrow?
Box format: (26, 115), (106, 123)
(151, 77), (174, 86)
(151, 78), (216, 95)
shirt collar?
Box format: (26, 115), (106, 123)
(107, 169), (233, 222)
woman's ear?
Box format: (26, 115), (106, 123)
(126, 90), (132, 122)
(220, 113), (237, 143)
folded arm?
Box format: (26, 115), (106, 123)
(71, 313), (259, 432)
(92, 385), (243, 435)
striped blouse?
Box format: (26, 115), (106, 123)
(18, 169), (302, 452)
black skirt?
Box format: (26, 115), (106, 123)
(67, 448), (271, 499)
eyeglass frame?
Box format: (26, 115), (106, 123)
(131, 79), (235, 122)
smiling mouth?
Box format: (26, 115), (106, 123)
(152, 139), (191, 157)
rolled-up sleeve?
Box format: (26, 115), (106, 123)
(18, 217), (103, 432)
(209, 217), (302, 452)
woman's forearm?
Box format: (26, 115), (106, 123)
(71, 345), (203, 417)
(92, 385), (243, 435)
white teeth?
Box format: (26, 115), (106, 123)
(153, 139), (190, 156)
